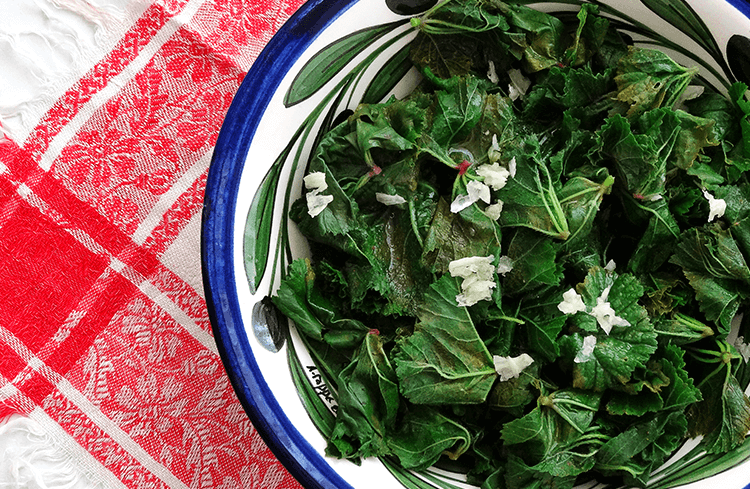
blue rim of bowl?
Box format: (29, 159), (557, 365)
(203, 1), (750, 489)
(201, 1), (359, 488)
(729, 0), (750, 16)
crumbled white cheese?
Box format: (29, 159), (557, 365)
(508, 68), (531, 101)
(450, 193), (475, 214)
(604, 259), (616, 274)
(589, 286), (630, 334)
(491, 134), (501, 151)
(468, 180), (491, 203)
(304, 172), (328, 191)
(456, 278), (496, 306)
(484, 201), (504, 220)
(304, 172), (333, 217)
(493, 353), (534, 381)
(477, 163), (511, 191)
(508, 156), (517, 178)
(487, 60), (500, 84)
(449, 255), (496, 279)
(574, 336), (597, 363)
(306, 193), (334, 218)
(735, 336), (750, 363)
(488, 134), (502, 164)
(703, 189), (726, 222)
(376, 193), (407, 206)
(449, 255), (496, 306)
(450, 180), (491, 213)
(558, 288), (586, 315)
(496, 255), (514, 275)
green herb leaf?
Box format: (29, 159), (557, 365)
(560, 268), (658, 392)
(496, 136), (570, 240)
(670, 226), (750, 332)
(431, 75), (487, 145)
(689, 364), (750, 454)
(595, 411), (688, 486)
(562, 3), (609, 67)
(540, 389), (602, 434)
(559, 173), (614, 247)
(506, 4), (565, 72)
(272, 259), (370, 347)
(614, 46), (699, 118)
(394, 275), (497, 404)
(328, 333), (401, 459)
(504, 229), (562, 295)
(422, 198), (502, 274)
(387, 407), (471, 470)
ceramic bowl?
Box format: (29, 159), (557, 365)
(202, 1), (750, 488)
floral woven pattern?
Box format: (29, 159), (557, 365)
(0, 0), (306, 487)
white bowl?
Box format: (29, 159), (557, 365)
(202, 1), (750, 488)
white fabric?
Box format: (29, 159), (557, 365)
(0, 0), (148, 141)
(0, 415), (101, 488)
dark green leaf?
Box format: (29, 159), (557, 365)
(596, 111), (676, 200)
(660, 343), (702, 410)
(540, 389), (601, 433)
(488, 362), (539, 414)
(504, 454), (578, 489)
(409, 32), (481, 79)
(387, 407), (471, 470)
(506, 4), (565, 72)
(559, 173), (614, 247)
(504, 229), (561, 295)
(431, 75), (487, 145)
(628, 198), (681, 275)
(344, 209), (435, 316)
(272, 259), (371, 347)
(560, 268), (658, 392)
(671, 226), (750, 331)
(523, 313), (566, 363)
(496, 137), (569, 240)
(328, 333), (401, 459)
(562, 3), (609, 67)
(394, 275), (497, 404)
(422, 198), (502, 274)
(595, 411), (688, 486)
(614, 46), (699, 118)
(689, 365), (750, 454)
(272, 259), (325, 341)
(653, 314), (714, 345)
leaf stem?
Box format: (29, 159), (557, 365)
(408, 199), (425, 248)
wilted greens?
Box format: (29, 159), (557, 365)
(271, 1), (750, 487)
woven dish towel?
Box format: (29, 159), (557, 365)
(0, 0), (306, 487)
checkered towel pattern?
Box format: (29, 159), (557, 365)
(0, 0), (306, 487)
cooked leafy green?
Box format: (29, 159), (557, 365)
(269, 1), (750, 487)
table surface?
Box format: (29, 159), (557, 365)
(0, 0), (307, 487)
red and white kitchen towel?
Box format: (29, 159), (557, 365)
(0, 0), (306, 487)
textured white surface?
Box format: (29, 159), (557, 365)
(0, 415), (101, 489)
(0, 0), (148, 142)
